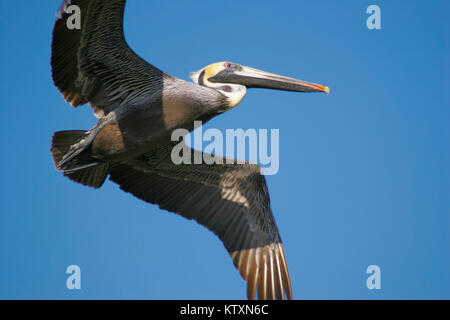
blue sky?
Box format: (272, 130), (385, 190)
(0, 0), (448, 299)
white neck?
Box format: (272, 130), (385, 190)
(190, 71), (247, 108)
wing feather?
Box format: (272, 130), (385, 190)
(51, 0), (166, 114)
(108, 144), (293, 299)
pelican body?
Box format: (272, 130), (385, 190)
(51, 0), (329, 300)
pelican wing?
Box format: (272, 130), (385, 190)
(51, 0), (166, 114)
(109, 144), (292, 300)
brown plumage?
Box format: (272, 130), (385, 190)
(108, 144), (292, 299)
(51, 0), (329, 300)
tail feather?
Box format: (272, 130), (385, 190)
(51, 130), (109, 188)
(64, 162), (109, 188)
(51, 130), (87, 168)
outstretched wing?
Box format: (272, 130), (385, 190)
(51, 0), (167, 114)
(109, 144), (292, 300)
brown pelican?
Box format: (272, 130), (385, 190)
(50, 0), (329, 300)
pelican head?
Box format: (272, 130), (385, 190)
(191, 61), (329, 108)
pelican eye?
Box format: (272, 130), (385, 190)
(223, 62), (242, 72)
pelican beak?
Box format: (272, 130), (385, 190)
(209, 65), (330, 94)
